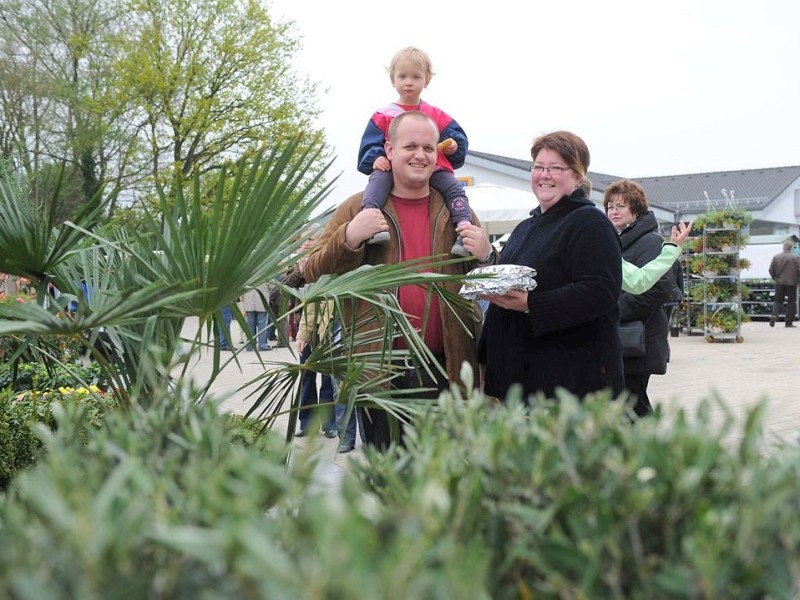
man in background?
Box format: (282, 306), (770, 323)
(768, 240), (800, 327)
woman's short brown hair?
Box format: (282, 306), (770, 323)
(602, 179), (649, 217)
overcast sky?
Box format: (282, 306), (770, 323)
(267, 0), (799, 206)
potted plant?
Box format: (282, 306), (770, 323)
(697, 254), (733, 277)
(704, 229), (746, 253)
(699, 306), (739, 333)
(719, 209), (753, 230)
(730, 257), (751, 276)
(695, 209), (753, 231)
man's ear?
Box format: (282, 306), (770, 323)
(384, 140), (394, 161)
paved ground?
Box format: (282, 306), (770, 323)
(649, 319), (799, 447)
(182, 318), (800, 488)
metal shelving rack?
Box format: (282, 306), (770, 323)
(702, 226), (743, 343)
(677, 242), (705, 336)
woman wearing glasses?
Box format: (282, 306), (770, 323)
(604, 179), (673, 417)
(478, 130), (625, 403)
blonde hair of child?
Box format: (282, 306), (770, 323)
(388, 46), (435, 85)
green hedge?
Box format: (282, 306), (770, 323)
(0, 388), (55, 491)
(361, 390), (800, 597)
(1, 387), (798, 598)
(1, 380), (116, 491)
(0, 359), (101, 392)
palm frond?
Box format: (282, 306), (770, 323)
(242, 259), (485, 435)
(0, 169), (112, 285)
(132, 138), (336, 320)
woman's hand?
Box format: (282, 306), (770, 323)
(670, 220), (694, 245)
(482, 289), (529, 313)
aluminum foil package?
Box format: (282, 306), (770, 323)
(459, 264), (538, 299)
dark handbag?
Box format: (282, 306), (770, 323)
(620, 320), (646, 358)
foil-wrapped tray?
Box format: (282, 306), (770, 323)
(459, 264), (538, 299)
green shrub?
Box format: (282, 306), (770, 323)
(0, 388), (55, 491)
(0, 395), (489, 599)
(0, 385), (117, 491)
(1, 386), (799, 598)
(0, 359), (101, 392)
(359, 389), (800, 598)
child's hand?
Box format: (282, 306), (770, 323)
(373, 156), (391, 171)
(438, 138), (457, 155)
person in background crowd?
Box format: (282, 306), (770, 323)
(768, 240), (800, 327)
(622, 220), (693, 295)
(604, 179), (672, 416)
(295, 298), (337, 438)
(242, 282), (272, 352)
(479, 130), (623, 403)
(217, 304), (235, 351)
(325, 318), (367, 454)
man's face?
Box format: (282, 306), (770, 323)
(385, 116), (438, 193)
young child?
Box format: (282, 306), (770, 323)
(357, 46), (472, 256)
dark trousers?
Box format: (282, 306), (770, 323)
(362, 356), (448, 452)
(217, 305), (234, 349)
(625, 373), (653, 417)
(298, 343), (335, 432)
(772, 284), (798, 325)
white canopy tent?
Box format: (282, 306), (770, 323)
(463, 183), (538, 236)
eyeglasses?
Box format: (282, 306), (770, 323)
(531, 165), (571, 174)
(606, 203), (629, 212)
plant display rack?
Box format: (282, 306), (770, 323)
(676, 241), (704, 337)
(702, 226), (743, 343)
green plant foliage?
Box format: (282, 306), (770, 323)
(355, 387), (800, 598)
(0, 388), (54, 491)
(697, 306), (749, 332)
(0, 359), (101, 392)
(0, 383), (117, 491)
(703, 229), (749, 251)
(694, 209), (753, 231)
(2, 383), (799, 598)
(0, 139), (336, 407)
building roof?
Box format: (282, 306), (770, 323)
(631, 165), (800, 215)
(467, 150), (800, 216)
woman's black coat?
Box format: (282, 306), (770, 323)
(618, 210), (671, 376)
(479, 189), (624, 401)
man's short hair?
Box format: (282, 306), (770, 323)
(387, 110), (439, 143)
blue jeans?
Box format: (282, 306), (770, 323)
(331, 374), (365, 447)
(217, 305), (233, 349)
(298, 343), (335, 432)
(245, 310), (270, 350)
(335, 403), (364, 447)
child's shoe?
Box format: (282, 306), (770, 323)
(367, 231), (390, 244)
(450, 235), (470, 257)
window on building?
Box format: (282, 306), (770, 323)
(795, 189), (800, 219)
